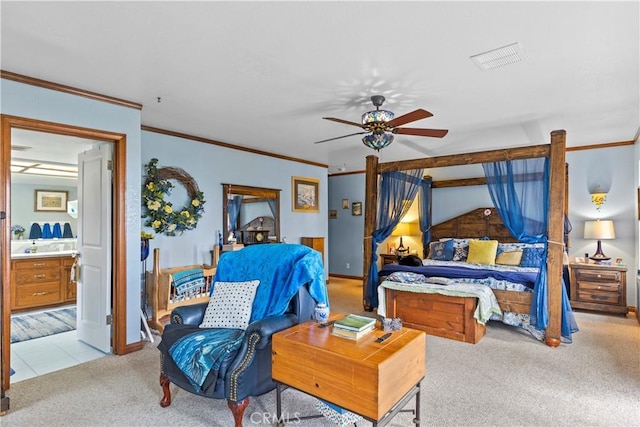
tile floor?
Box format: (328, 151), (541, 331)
(10, 314), (109, 384)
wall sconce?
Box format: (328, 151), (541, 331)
(590, 188), (607, 211)
(584, 219), (615, 262)
(392, 221), (419, 255)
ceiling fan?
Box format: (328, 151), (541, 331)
(315, 95), (448, 151)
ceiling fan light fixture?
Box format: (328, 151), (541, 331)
(362, 133), (394, 151)
(361, 109), (394, 125)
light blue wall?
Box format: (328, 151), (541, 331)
(10, 183), (78, 237)
(566, 145), (637, 305)
(141, 131), (328, 277)
(328, 174), (365, 276)
(2, 78), (143, 345)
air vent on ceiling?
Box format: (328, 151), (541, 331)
(470, 42), (527, 71)
(11, 145), (32, 151)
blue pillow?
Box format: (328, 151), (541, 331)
(429, 239), (454, 261)
(520, 247), (545, 268)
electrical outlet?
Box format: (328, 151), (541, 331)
(346, 262), (350, 269)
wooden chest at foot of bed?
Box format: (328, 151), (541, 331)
(384, 288), (485, 344)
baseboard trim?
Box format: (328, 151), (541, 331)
(329, 274), (362, 280)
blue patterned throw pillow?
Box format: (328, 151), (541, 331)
(520, 247), (546, 268)
(429, 240), (454, 261)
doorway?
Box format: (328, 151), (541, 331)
(9, 130), (109, 382)
(1, 115), (129, 392)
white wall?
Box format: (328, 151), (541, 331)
(2, 78), (143, 345)
(141, 130), (328, 277)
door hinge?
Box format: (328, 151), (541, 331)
(107, 160), (113, 171)
(106, 314), (113, 325)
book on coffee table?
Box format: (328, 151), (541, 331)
(331, 323), (375, 340)
(333, 314), (376, 332)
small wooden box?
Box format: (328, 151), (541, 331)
(272, 317), (426, 420)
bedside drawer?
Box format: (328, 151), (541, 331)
(577, 290), (621, 305)
(15, 269), (61, 285)
(574, 269), (620, 283)
(577, 281), (621, 293)
(15, 282), (61, 307)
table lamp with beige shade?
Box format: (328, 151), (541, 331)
(583, 219), (615, 262)
(391, 221), (419, 256)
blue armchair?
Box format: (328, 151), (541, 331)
(157, 244), (327, 427)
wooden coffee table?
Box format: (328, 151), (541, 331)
(272, 315), (426, 426)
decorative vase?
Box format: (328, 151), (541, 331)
(141, 239), (150, 261)
(314, 303), (330, 323)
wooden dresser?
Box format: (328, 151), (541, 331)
(10, 255), (76, 311)
(301, 237), (324, 265)
(569, 262), (627, 314)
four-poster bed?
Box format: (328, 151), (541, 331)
(362, 130), (569, 347)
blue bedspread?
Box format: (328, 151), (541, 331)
(379, 262), (538, 290)
(214, 243), (329, 321)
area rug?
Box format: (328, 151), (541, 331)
(11, 307), (76, 344)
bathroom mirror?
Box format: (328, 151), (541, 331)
(222, 184), (281, 245)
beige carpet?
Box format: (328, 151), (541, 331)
(2, 277), (639, 426)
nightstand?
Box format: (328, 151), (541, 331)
(569, 262), (627, 314)
(380, 253), (398, 266)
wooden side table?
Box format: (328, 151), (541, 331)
(380, 253), (397, 266)
(272, 315), (426, 426)
(569, 262), (627, 314)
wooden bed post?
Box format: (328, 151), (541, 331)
(363, 155), (379, 311)
(546, 130), (567, 347)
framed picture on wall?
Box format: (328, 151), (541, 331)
(328, 210), (337, 219)
(35, 189), (68, 212)
(292, 176), (319, 213)
(352, 201), (362, 216)
(342, 198), (349, 209)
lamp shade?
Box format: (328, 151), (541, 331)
(392, 222), (419, 236)
(584, 220), (615, 240)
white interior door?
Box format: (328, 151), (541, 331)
(77, 145), (112, 353)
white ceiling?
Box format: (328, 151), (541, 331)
(2, 1), (639, 174)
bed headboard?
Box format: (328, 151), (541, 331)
(429, 207), (518, 243)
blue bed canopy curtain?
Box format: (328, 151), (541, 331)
(364, 131), (577, 344)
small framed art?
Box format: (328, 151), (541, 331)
(35, 189), (68, 212)
(342, 199), (349, 209)
(352, 201), (362, 216)
(329, 210), (337, 219)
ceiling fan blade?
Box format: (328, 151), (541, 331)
(323, 117), (366, 128)
(314, 131), (368, 144)
(393, 127), (449, 138)
(385, 109), (433, 128)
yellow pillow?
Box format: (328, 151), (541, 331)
(466, 239), (499, 265)
(495, 250), (523, 266)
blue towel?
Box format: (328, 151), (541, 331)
(62, 223), (73, 238)
(28, 223), (42, 239)
(42, 223), (52, 239)
(52, 223), (62, 238)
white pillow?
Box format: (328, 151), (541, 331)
(199, 280), (260, 329)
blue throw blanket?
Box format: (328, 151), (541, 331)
(168, 328), (245, 391)
(213, 243), (329, 321)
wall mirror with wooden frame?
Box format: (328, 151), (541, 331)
(222, 184), (281, 245)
